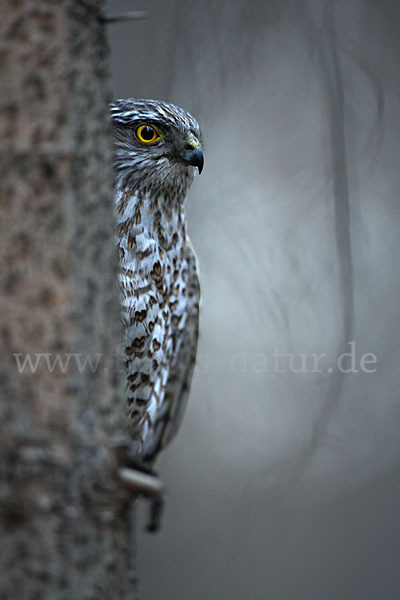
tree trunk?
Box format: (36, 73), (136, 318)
(0, 1), (137, 598)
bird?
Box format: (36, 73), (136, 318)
(110, 98), (203, 470)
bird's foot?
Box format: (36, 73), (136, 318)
(118, 463), (165, 533)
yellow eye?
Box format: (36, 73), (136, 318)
(135, 124), (161, 144)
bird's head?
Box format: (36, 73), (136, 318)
(110, 98), (203, 197)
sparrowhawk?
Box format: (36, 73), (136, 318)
(111, 98), (203, 466)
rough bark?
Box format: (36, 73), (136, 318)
(0, 1), (137, 598)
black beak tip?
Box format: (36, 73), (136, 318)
(197, 153), (204, 174)
(182, 147), (204, 174)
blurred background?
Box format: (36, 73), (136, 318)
(106, 1), (400, 599)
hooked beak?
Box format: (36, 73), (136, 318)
(179, 138), (204, 174)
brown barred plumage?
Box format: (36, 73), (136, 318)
(111, 98), (203, 464)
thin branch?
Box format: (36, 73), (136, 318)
(118, 467), (164, 497)
(100, 11), (149, 24)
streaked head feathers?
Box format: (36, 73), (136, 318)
(111, 98), (203, 197)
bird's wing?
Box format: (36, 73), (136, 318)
(157, 240), (200, 452)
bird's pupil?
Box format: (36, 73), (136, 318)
(141, 126), (154, 140)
